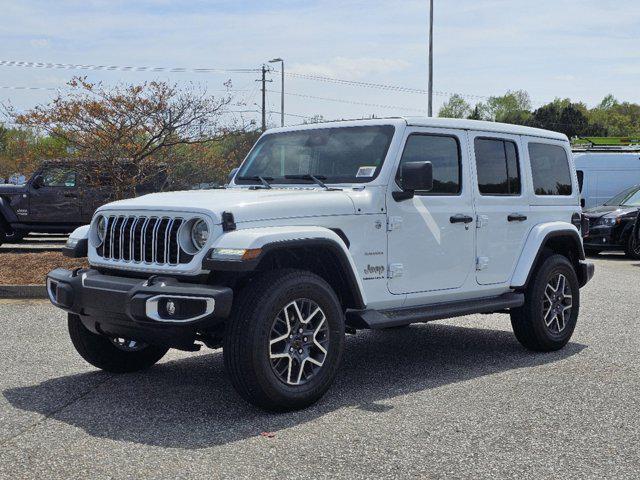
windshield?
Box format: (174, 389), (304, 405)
(604, 186), (640, 206)
(236, 125), (395, 185)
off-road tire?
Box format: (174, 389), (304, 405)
(224, 269), (345, 412)
(624, 234), (640, 260)
(510, 254), (580, 352)
(68, 314), (169, 373)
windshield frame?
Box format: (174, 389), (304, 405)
(234, 124), (397, 186)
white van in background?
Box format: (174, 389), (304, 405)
(574, 149), (640, 208)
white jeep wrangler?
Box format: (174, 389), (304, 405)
(48, 117), (594, 411)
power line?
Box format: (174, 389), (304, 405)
(0, 59), (259, 74)
(267, 89), (428, 113)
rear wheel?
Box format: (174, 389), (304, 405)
(224, 269), (345, 411)
(624, 234), (640, 260)
(68, 314), (169, 373)
(511, 254), (580, 351)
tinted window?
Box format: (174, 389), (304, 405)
(529, 143), (572, 195)
(475, 138), (521, 195)
(576, 170), (584, 192)
(396, 134), (461, 194)
(43, 168), (76, 187)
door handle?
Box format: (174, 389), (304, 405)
(508, 213), (527, 222)
(450, 214), (474, 224)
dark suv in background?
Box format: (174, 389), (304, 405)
(0, 160), (163, 246)
(582, 184), (640, 259)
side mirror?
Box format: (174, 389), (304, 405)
(32, 175), (45, 189)
(227, 168), (239, 184)
(393, 161), (433, 201)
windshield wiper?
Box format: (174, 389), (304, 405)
(237, 175), (273, 189)
(284, 174), (332, 190)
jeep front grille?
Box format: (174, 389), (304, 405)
(97, 215), (192, 265)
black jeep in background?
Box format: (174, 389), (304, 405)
(0, 160), (163, 246)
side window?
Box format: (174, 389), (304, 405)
(397, 134), (461, 195)
(576, 170), (584, 193)
(529, 143), (572, 196)
(43, 168), (77, 188)
(474, 138), (521, 195)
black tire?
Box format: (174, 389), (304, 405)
(68, 314), (169, 373)
(224, 269), (345, 412)
(510, 254), (580, 352)
(624, 234), (640, 260)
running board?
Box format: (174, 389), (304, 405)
(346, 292), (524, 330)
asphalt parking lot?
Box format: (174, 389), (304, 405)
(1, 254), (638, 479)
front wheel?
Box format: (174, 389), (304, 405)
(510, 254), (580, 351)
(68, 314), (169, 373)
(624, 234), (640, 260)
(224, 269), (345, 411)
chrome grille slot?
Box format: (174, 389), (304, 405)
(96, 214), (189, 266)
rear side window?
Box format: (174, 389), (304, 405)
(529, 143), (573, 195)
(474, 138), (521, 195)
(397, 134), (461, 195)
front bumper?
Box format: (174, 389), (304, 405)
(46, 268), (233, 348)
(578, 260), (595, 288)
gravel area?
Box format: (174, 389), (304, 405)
(0, 254), (638, 479)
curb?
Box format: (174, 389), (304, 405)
(0, 285), (48, 299)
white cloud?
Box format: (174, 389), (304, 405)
(289, 57), (411, 81)
(29, 38), (50, 48)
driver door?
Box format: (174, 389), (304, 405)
(386, 128), (476, 294)
(29, 167), (81, 223)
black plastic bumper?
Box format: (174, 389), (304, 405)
(46, 268), (233, 348)
(578, 260), (595, 288)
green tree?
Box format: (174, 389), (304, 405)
(477, 90), (532, 124)
(438, 94), (472, 119)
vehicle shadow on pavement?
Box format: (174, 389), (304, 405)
(3, 323), (586, 449)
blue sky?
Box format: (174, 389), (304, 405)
(1, 0), (639, 126)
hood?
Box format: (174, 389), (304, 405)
(99, 187), (357, 223)
(0, 183), (26, 195)
(584, 205), (638, 218)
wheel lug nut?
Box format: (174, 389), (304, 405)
(298, 328), (303, 333)
(298, 349), (303, 354)
(289, 347), (294, 352)
(303, 337), (308, 342)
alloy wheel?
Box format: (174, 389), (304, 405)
(543, 273), (573, 334)
(269, 298), (329, 386)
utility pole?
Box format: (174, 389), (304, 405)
(269, 58), (285, 127)
(428, 0), (434, 117)
(257, 65), (273, 132)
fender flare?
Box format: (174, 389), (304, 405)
(511, 222), (585, 289)
(204, 226), (367, 308)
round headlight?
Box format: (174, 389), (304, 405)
(191, 219), (209, 250)
(95, 216), (107, 246)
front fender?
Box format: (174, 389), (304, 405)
(511, 222), (584, 288)
(205, 226), (367, 307)
(0, 196), (19, 230)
